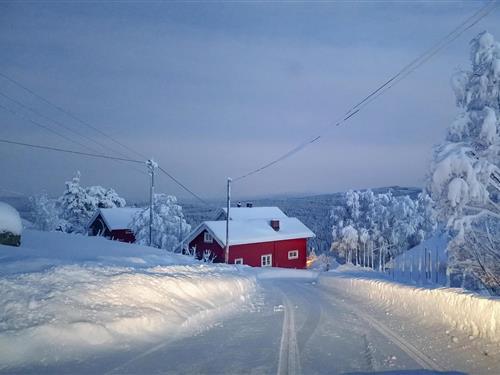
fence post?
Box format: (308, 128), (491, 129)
(418, 249), (422, 284)
(435, 248), (439, 284)
(410, 255), (413, 283)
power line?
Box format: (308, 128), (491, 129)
(0, 98), (148, 179)
(232, 0), (498, 183)
(0, 72), (148, 160)
(0, 91), (149, 176)
(0, 102), (102, 154)
(157, 166), (212, 206)
(0, 71), (211, 194)
(0, 138), (145, 164)
(0, 138), (212, 205)
(342, 1), (497, 119)
(0, 75), (212, 204)
(345, 0), (499, 117)
(0, 89), (137, 160)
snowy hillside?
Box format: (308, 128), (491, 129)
(0, 230), (257, 370)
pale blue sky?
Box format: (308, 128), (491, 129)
(0, 1), (499, 202)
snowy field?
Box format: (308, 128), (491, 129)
(0, 230), (257, 371)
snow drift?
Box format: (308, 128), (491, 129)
(321, 272), (500, 344)
(0, 230), (256, 370)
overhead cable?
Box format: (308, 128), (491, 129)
(233, 0), (498, 183)
(0, 72), (148, 160)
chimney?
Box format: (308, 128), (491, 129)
(237, 202), (242, 208)
(246, 202), (253, 208)
(270, 219), (280, 231)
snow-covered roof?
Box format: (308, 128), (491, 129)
(89, 208), (142, 231)
(188, 217), (315, 247)
(0, 202), (22, 235)
(216, 206), (287, 221)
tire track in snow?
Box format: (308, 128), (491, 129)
(294, 283), (323, 350)
(277, 292), (301, 375)
(362, 333), (376, 372)
(339, 296), (445, 372)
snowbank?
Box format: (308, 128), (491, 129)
(321, 272), (500, 344)
(0, 202), (22, 235)
(0, 229), (195, 275)
(0, 230), (257, 369)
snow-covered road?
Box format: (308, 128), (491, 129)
(21, 276), (497, 375)
(1, 230), (498, 374)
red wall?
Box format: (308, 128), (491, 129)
(188, 230), (307, 269)
(110, 229), (136, 243)
(228, 238), (307, 269)
(88, 214), (136, 243)
(189, 230), (225, 263)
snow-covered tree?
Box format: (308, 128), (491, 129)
(58, 171), (127, 233)
(341, 225), (359, 264)
(330, 189), (435, 267)
(86, 186), (126, 209)
(58, 172), (95, 233)
(130, 193), (191, 251)
(428, 32), (500, 294)
(29, 193), (66, 231)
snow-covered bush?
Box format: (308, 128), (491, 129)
(0, 202), (22, 247)
(58, 172), (127, 233)
(130, 193), (191, 251)
(308, 249), (337, 271)
(202, 249), (217, 263)
(428, 32), (500, 294)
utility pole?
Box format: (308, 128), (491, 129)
(225, 177), (232, 264)
(146, 159), (157, 247)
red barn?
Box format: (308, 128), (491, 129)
(184, 207), (315, 268)
(87, 208), (141, 243)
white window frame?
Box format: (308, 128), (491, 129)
(234, 258), (244, 265)
(288, 250), (299, 260)
(203, 231), (213, 243)
(261, 254), (272, 267)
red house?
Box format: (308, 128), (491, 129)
(87, 208), (141, 243)
(184, 206), (315, 268)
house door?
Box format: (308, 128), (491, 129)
(261, 254), (272, 267)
